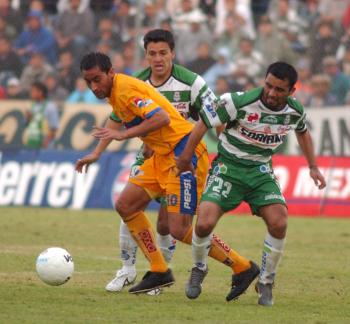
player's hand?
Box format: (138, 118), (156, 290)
(92, 126), (125, 141)
(310, 166), (326, 190)
(175, 155), (195, 176)
(75, 152), (99, 173)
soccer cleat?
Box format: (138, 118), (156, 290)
(185, 266), (208, 299)
(256, 282), (274, 306)
(226, 261), (260, 301)
(128, 269), (175, 294)
(105, 268), (137, 292)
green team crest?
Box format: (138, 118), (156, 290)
(213, 162), (228, 175)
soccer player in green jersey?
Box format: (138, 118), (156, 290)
(176, 62), (326, 306)
(105, 29), (258, 296)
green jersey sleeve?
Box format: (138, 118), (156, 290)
(110, 111), (122, 123)
(295, 113), (307, 132)
(199, 93), (237, 128)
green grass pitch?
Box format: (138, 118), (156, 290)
(0, 207), (349, 323)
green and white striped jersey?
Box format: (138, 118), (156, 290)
(199, 87), (307, 165)
(110, 64), (216, 122)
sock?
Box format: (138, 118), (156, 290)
(192, 231), (211, 271)
(119, 220), (137, 269)
(157, 233), (176, 263)
(123, 211), (168, 273)
(210, 234), (251, 273)
(259, 232), (286, 284)
(181, 226), (251, 273)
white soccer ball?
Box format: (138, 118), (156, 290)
(36, 247), (74, 286)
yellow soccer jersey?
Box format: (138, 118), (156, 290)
(108, 73), (194, 155)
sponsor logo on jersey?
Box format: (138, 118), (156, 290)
(247, 113), (260, 123)
(261, 115), (278, 124)
(277, 125), (292, 133)
(132, 98), (153, 108)
(173, 91), (181, 102)
(166, 194), (178, 206)
(139, 229), (157, 253)
(259, 164), (271, 173)
(264, 126), (272, 134)
(240, 126), (286, 145)
(183, 178), (192, 209)
(213, 162), (227, 175)
(205, 104), (217, 118)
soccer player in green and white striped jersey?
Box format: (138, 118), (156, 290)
(106, 29), (249, 294)
(176, 62), (326, 305)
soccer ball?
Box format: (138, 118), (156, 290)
(36, 247), (74, 286)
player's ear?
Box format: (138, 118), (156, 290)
(171, 50), (175, 60)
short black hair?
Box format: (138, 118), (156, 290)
(80, 52), (112, 73)
(31, 81), (48, 98)
(143, 29), (175, 51)
(266, 61), (298, 89)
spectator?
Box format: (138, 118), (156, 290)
(231, 37), (264, 78)
(112, 52), (133, 75)
(215, 75), (231, 95)
(203, 47), (234, 90)
(54, 0), (95, 58)
(0, 0), (22, 36)
(45, 73), (69, 104)
(93, 17), (123, 52)
(294, 58), (313, 106)
(20, 52), (54, 94)
(309, 20), (339, 74)
(215, 0), (255, 39)
(0, 36), (23, 85)
(24, 81), (59, 149)
(13, 10), (57, 65)
(5, 77), (26, 99)
(56, 50), (80, 92)
(186, 41), (215, 75)
(339, 44), (350, 77)
(305, 74), (337, 108)
(0, 16), (17, 41)
(176, 10), (212, 65)
(142, 0), (168, 30)
(322, 55), (350, 105)
(215, 14), (245, 58)
(66, 77), (104, 104)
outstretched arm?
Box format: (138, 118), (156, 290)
(175, 119), (209, 175)
(295, 130), (326, 189)
(75, 118), (122, 173)
(92, 109), (170, 140)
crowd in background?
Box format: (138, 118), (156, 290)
(1, 0), (350, 110)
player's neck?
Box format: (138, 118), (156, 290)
(150, 69), (172, 87)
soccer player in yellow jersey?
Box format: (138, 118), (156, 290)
(76, 52), (259, 297)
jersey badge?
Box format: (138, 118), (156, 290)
(173, 91), (181, 102)
(247, 112), (260, 123)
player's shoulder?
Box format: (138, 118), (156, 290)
(229, 87), (263, 108)
(287, 96), (304, 115)
(132, 67), (151, 81)
(171, 64), (198, 85)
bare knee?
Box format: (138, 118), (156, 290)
(195, 218), (215, 237)
(115, 199), (132, 217)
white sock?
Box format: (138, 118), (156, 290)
(157, 233), (176, 263)
(119, 220), (137, 269)
(259, 232), (286, 284)
(192, 231), (211, 271)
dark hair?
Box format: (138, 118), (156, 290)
(80, 52), (112, 73)
(266, 61), (298, 89)
(143, 29), (175, 50)
(32, 81), (48, 98)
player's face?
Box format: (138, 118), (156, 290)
(82, 66), (114, 99)
(262, 73), (295, 110)
(145, 41), (175, 80)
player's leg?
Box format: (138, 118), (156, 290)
(246, 165), (287, 306)
(105, 220), (137, 292)
(106, 160), (142, 292)
(156, 198), (176, 263)
(256, 203), (287, 306)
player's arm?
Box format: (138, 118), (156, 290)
(92, 109), (170, 141)
(75, 118), (122, 173)
(175, 119), (209, 175)
(295, 129), (326, 189)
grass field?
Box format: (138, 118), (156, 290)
(0, 207), (349, 324)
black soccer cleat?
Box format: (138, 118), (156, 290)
(128, 269), (175, 294)
(185, 266), (208, 299)
(226, 261), (260, 301)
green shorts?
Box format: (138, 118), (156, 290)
(130, 147), (166, 206)
(201, 155), (286, 216)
